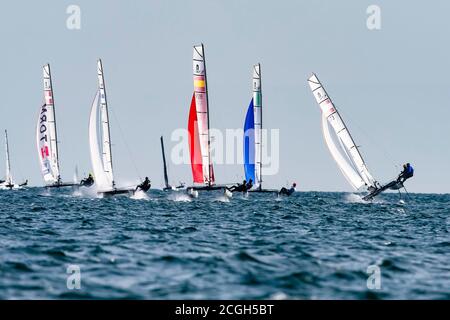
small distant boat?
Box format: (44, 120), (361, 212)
(307, 73), (409, 201)
(0, 130), (27, 190)
(160, 136), (185, 191)
(36, 64), (78, 188)
(187, 44), (226, 193)
(242, 64), (277, 194)
(89, 59), (149, 197)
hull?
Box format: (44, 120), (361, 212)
(46, 182), (78, 188)
(248, 189), (278, 193)
(362, 180), (403, 201)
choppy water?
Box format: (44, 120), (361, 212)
(0, 188), (449, 299)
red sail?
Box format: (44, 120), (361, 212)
(188, 93), (204, 183)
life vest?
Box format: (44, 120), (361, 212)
(406, 165), (414, 175)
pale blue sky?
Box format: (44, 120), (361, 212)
(0, 0), (448, 193)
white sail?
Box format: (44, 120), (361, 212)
(4, 130), (12, 185)
(89, 90), (113, 191)
(97, 59), (114, 186)
(308, 73), (377, 190)
(253, 64), (262, 188)
(192, 44), (214, 185)
(321, 116), (365, 189)
(37, 64), (60, 184)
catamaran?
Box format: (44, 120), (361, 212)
(242, 64), (276, 193)
(160, 136), (185, 191)
(89, 59), (150, 197)
(307, 73), (410, 201)
(187, 44), (224, 193)
(0, 130), (27, 190)
(37, 64), (78, 188)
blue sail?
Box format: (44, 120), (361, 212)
(244, 98), (255, 182)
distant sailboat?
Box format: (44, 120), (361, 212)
(242, 64), (276, 193)
(307, 73), (409, 200)
(188, 44), (223, 192)
(1, 130), (27, 190)
(160, 136), (184, 191)
(37, 64), (77, 188)
(89, 59), (149, 196)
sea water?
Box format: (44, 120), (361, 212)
(0, 188), (449, 299)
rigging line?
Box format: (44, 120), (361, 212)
(337, 106), (400, 171)
(109, 106), (142, 181)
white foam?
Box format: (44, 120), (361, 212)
(168, 192), (192, 202)
(130, 190), (150, 200)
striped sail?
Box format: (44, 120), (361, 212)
(253, 64), (262, 188)
(308, 73), (377, 190)
(189, 44), (215, 185)
(36, 64), (60, 184)
(243, 64), (263, 188)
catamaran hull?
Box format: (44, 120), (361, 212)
(362, 180), (404, 201)
(46, 182), (79, 188)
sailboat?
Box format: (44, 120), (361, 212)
(37, 64), (78, 188)
(243, 64), (276, 193)
(160, 136), (185, 191)
(188, 44), (223, 192)
(1, 130), (27, 190)
(89, 59), (149, 197)
(307, 73), (409, 201)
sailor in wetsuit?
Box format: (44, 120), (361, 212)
(245, 179), (253, 191)
(136, 177), (151, 192)
(228, 180), (247, 192)
(279, 182), (297, 196)
(80, 173), (94, 187)
(397, 163), (414, 183)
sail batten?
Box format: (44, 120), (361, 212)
(308, 73), (377, 190)
(189, 44), (215, 185)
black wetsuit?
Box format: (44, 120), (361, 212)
(279, 187), (295, 196)
(137, 178), (151, 192)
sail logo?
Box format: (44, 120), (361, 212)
(41, 146), (49, 159)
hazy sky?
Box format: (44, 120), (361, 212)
(0, 0), (448, 193)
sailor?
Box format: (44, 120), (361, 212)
(80, 173), (94, 187)
(279, 182), (297, 196)
(245, 179), (253, 191)
(397, 163), (414, 183)
(136, 177), (151, 192)
(228, 180), (246, 192)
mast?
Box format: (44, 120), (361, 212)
(97, 59), (115, 188)
(160, 136), (170, 189)
(201, 44), (213, 186)
(4, 130), (11, 185)
(254, 63), (263, 190)
(44, 64), (61, 184)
